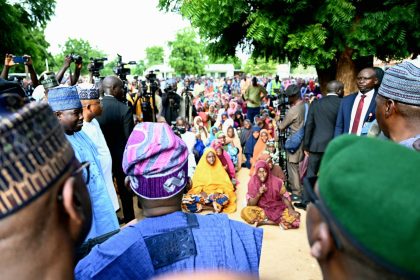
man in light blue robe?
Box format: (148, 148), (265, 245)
(48, 86), (119, 240)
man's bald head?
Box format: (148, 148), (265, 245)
(326, 80), (344, 97)
(102, 76), (124, 100)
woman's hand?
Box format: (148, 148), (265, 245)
(259, 184), (267, 195)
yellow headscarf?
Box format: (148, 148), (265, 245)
(190, 148), (237, 213)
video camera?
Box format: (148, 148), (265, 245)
(141, 71), (159, 98)
(69, 54), (83, 64)
(88, 57), (107, 77)
(113, 54), (136, 81)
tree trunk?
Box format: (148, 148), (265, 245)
(317, 48), (374, 96)
(335, 47), (358, 95)
(316, 64), (336, 94)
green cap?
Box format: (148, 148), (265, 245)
(318, 135), (420, 277)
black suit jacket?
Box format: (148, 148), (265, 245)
(96, 96), (134, 173)
(304, 95), (342, 153)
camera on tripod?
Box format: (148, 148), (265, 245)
(69, 54), (83, 64)
(141, 71), (159, 98)
(113, 54), (136, 81)
(88, 57), (107, 77)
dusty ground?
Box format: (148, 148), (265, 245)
(126, 167), (322, 280)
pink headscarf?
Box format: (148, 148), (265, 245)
(227, 100), (238, 117)
(211, 140), (236, 179)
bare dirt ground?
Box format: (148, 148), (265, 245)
(127, 167), (322, 280)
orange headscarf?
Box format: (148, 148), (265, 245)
(190, 148), (236, 213)
(249, 129), (270, 175)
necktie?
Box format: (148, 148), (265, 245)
(351, 95), (366, 134)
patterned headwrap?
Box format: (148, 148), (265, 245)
(0, 102), (75, 218)
(76, 83), (100, 100)
(48, 86), (82, 112)
(123, 122), (189, 199)
(378, 61), (420, 106)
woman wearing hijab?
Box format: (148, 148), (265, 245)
(233, 111), (244, 128)
(211, 140), (236, 181)
(244, 126), (261, 169)
(227, 100), (238, 118)
(206, 126), (218, 147)
(242, 160), (300, 229)
(183, 148), (237, 213)
(257, 152), (285, 181)
(226, 126), (243, 170)
(249, 129), (270, 175)
(194, 116), (209, 143)
(239, 119), (253, 149)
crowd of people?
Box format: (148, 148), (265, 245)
(0, 51), (419, 280)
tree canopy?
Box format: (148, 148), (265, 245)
(168, 28), (206, 76)
(145, 46), (165, 67)
(0, 0), (56, 72)
(159, 0), (420, 92)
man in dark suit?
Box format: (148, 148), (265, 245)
(97, 76), (135, 223)
(304, 80), (344, 177)
(294, 81), (343, 210)
(334, 68), (379, 136)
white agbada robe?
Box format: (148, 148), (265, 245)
(82, 118), (120, 211)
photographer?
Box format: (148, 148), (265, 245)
(180, 78), (195, 123)
(162, 78), (181, 125)
(56, 55), (82, 86)
(277, 85), (305, 202)
(1, 54), (39, 89)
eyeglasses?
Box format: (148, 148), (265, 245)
(303, 176), (342, 250)
(72, 161), (90, 185)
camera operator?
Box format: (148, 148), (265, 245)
(179, 78), (195, 124)
(1, 54), (39, 90)
(56, 55), (82, 86)
(162, 78), (181, 125)
(277, 85), (305, 202)
(139, 71), (161, 123)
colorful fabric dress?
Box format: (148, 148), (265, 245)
(183, 148), (237, 213)
(245, 161), (300, 229)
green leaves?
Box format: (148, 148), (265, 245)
(168, 28), (206, 75)
(0, 0), (56, 72)
(145, 46), (165, 67)
(160, 0), (419, 69)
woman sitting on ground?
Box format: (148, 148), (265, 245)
(244, 126), (261, 169)
(226, 126), (243, 170)
(183, 148), (237, 213)
(194, 116), (209, 143)
(242, 160), (300, 229)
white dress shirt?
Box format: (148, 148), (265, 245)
(349, 89), (375, 136)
